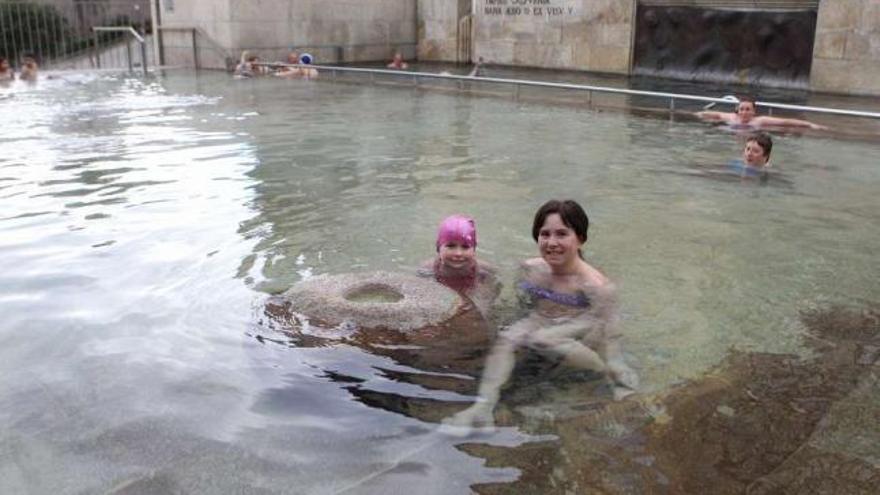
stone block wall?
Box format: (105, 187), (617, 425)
(159, 0), (416, 69)
(417, 0), (470, 62)
(811, 0), (880, 95)
(473, 0), (635, 74)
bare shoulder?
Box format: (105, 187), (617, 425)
(520, 258), (549, 276)
(476, 260), (497, 274)
(581, 262), (612, 290)
(476, 260), (498, 280)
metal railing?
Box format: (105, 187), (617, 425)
(92, 26), (147, 74)
(0, 0), (152, 70)
(258, 63), (880, 120)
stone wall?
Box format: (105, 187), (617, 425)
(159, 0), (417, 69)
(417, 0), (470, 62)
(633, 6), (817, 88)
(473, 0), (635, 74)
(811, 0), (880, 96)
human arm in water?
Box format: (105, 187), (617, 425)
(695, 110), (737, 124)
(751, 115), (827, 130)
(442, 265), (636, 431)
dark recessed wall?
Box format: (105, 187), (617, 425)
(633, 7), (818, 87)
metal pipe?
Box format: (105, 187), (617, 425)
(151, 0), (162, 67)
(255, 63), (880, 120)
(93, 31), (100, 68)
(126, 39), (133, 72)
(191, 28), (199, 70)
(141, 38), (148, 75)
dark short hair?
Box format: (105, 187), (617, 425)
(532, 199), (589, 244)
(738, 95), (756, 106)
(747, 132), (773, 158)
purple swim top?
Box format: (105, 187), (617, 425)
(518, 280), (590, 308)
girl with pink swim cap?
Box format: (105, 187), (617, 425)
(419, 215), (499, 316)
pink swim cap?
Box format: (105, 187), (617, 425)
(436, 215), (476, 250)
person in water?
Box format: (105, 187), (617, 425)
(419, 215), (499, 316)
(0, 57), (14, 81)
(18, 55), (38, 82)
(234, 51), (266, 78)
(387, 52), (409, 70)
(725, 132), (773, 182)
(275, 51), (303, 78)
(697, 96), (826, 130)
(443, 200), (638, 431)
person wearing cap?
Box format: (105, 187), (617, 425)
(419, 215), (499, 316)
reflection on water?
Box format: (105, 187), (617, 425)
(462, 305), (880, 494)
(1, 70), (879, 493)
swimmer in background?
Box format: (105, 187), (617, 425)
(275, 51), (303, 79)
(728, 133), (773, 181)
(387, 52), (409, 70)
(419, 215), (500, 317)
(697, 96), (827, 130)
(19, 55), (38, 82)
(443, 200), (638, 431)
(467, 56), (484, 78)
(234, 51), (267, 78)
(297, 53), (319, 80)
(0, 57), (14, 81)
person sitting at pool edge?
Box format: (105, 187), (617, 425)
(730, 132), (773, 181)
(442, 200), (638, 432)
(387, 52), (408, 70)
(697, 96), (827, 130)
(419, 215), (499, 317)
(19, 55), (38, 82)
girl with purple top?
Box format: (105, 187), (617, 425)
(444, 200), (638, 431)
(420, 215), (499, 316)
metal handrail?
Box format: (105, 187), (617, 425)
(92, 26), (148, 75)
(258, 62), (880, 120)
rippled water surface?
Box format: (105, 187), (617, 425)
(1, 71), (879, 494)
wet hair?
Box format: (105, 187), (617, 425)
(532, 199), (589, 258)
(747, 133), (773, 159)
(737, 95), (757, 112)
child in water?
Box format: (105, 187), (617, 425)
(443, 200), (638, 431)
(420, 215), (499, 316)
(728, 133), (772, 181)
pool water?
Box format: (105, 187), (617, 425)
(1, 71), (878, 493)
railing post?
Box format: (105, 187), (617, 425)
(151, 0), (162, 67)
(94, 31), (101, 69)
(191, 29), (199, 70)
(141, 39), (148, 75)
(669, 97), (676, 112)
